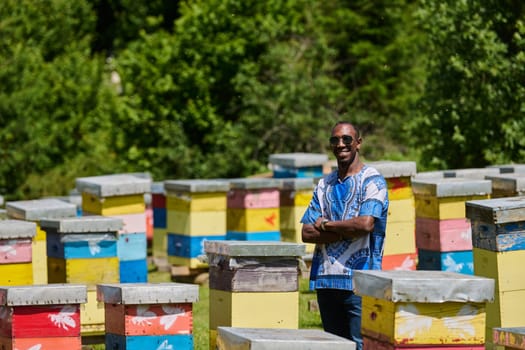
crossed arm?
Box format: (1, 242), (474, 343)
(301, 215), (375, 244)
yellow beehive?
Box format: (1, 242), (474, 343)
(354, 270), (494, 347)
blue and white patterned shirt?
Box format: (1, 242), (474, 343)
(301, 165), (389, 291)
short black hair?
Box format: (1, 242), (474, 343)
(332, 121), (360, 138)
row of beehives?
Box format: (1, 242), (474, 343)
(0, 281), (199, 350)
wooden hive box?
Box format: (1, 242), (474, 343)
(97, 282), (199, 350)
(269, 152), (328, 179)
(353, 270), (494, 347)
(41, 216), (121, 285)
(165, 179), (230, 212)
(216, 327), (356, 350)
(413, 178), (492, 274)
(205, 241), (305, 349)
(0, 284), (87, 350)
(466, 196), (525, 343)
(367, 160), (417, 200)
(366, 161), (418, 268)
(75, 173), (151, 216)
(0, 220), (36, 285)
(279, 178), (315, 253)
(493, 327), (525, 349)
(76, 173), (151, 283)
(227, 178), (282, 209)
(485, 174), (525, 198)
(164, 179), (230, 270)
(151, 182), (168, 259)
(412, 178), (492, 220)
(5, 199), (77, 285)
(226, 178), (282, 241)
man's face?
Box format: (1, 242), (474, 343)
(330, 123), (361, 164)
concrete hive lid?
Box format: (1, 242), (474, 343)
(0, 284), (87, 305)
(204, 240), (305, 257)
(97, 283), (199, 304)
(6, 198), (77, 221)
(280, 178), (314, 191)
(0, 220), (36, 239)
(217, 327), (356, 350)
(268, 153), (329, 168)
(164, 179), (230, 193)
(228, 178), (283, 190)
(366, 160), (417, 178)
(443, 167), (501, 179)
(75, 174), (151, 197)
(40, 215), (123, 233)
(353, 270), (494, 303)
(411, 177), (492, 197)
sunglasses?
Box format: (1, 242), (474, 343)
(329, 135), (353, 146)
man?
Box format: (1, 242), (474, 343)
(301, 121), (389, 349)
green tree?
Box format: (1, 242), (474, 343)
(0, 0), (122, 199)
(410, 0), (525, 169)
(318, 0), (425, 160)
(115, 0), (350, 179)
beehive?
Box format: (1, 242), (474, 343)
(205, 241), (305, 349)
(466, 196), (525, 346)
(227, 178), (282, 241)
(0, 284), (87, 350)
(6, 198), (77, 284)
(412, 177), (492, 274)
(368, 161), (417, 270)
(97, 282), (199, 350)
(353, 270), (494, 348)
(269, 152), (328, 179)
(0, 220), (36, 285)
(165, 179), (230, 269)
(41, 216), (122, 336)
(76, 174), (151, 283)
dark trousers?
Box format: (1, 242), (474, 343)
(316, 288), (363, 350)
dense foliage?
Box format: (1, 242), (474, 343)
(1, 0), (524, 199)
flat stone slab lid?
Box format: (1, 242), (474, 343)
(466, 196), (525, 224)
(97, 283), (199, 304)
(0, 220), (36, 239)
(205, 241), (305, 257)
(164, 179), (230, 193)
(413, 170), (445, 180)
(40, 216), (123, 233)
(443, 167), (501, 179)
(75, 174), (151, 197)
(280, 178), (314, 191)
(0, 284), (87, 305)
(229, 178), (282, 190)
(353, 270), (494, 303)
(6, 198), (77, 221)
(411, 177), (492, 197)
(217, 327), (356, 350)
(366, 161), (417, 178)
(488, 164), (525, 174)
(268, 153), (329, 168)
(151, 181), (165, 194)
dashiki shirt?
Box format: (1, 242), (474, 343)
(301, 165), (389, 291)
